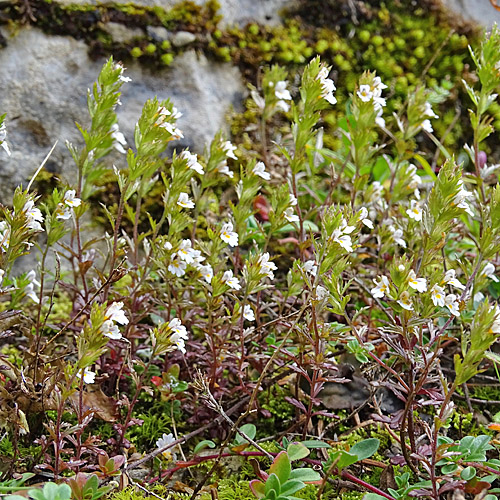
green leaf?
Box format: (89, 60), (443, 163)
(336, 451), (358, 470)
(413, 153), (437, 181)
(288, 468), (321, 483)
(461, 466), (477, 481)
(286, 442), (310, 461)
(264, 474), (281, 496)
(193, 440), (216, 454)
(269, 452), (291, 484)
(300, 440), (331, 449)
(362, 494), (388, 500)
(279, 480), (305, 496)
(441, 463), (458, 474)
(350, 438), (380, 461)
(249, 480), (265, 499)
(235, 423), (257, 444)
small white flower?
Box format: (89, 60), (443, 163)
(191, 249), (205, 268)
(0, 123), (11, 156)
(316, 285), (329, 300)
(276, 100), (290, 112)
(331, 229), (353, 252)
(453, 180), (474, 216)
(489, 305), (500, 335)
(164, 241), (173, 250)
(424, 102), (438, 119)
(77, 367), (96, 384)
(387, 225), (406, 248)
(156, 433), (178, 461)
(258, 252), (278, 280)
(371, 76), (388, 95)
(180, 150), (204, 175)
(303, 260), (317, 276)
(371, 275), (390, 299)
(222, 270), (241, 290)
(23, 200), (44, 232)
(375, 108), (386, 128)
(284, 207), (299, 223)
(430, 284), (446, 307)
(101, 320), (122, 340)
(474, 292), (485, 305)
(406, 199), (423, 222)
(177, 192), (195, 209)
(444, 294), (460, 317)
(222, 140), (238, 160)
(482, 262), (499, 282)
(421, 119), (433, 134)
(316, 66), (337, 105)
(442, 269), (465, 290)
(220, 222), (239, 247)
(168, 318), (189, 353)
(114, 62), (132, 83)
(177, 239), (196, 263)
(289, 194), (297, 206)
(252, 161), (270, 180)
(199, 264), (213, 284)
(111, 123), (127, 154)
(106, 302), (129, 325)
(56, 190), (82, 219)
(24, 270), (40, 303)
(357, 84), (374, 102)
(275, 81), (292, 101)
(408, 270), (427, 293)
(358, 207), (373, 229)
(243, 304), (255, 321)
(397, 291), (413, 311)
(217, 160), (234, 178)
(161, 122), (184, 139)
(168, 254), (187, 277)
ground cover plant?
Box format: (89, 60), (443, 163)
(2, 16), (500, 500)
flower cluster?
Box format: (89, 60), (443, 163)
(316, 67), (337, 105)
(23, 199), (44, 232)
(155, 105), (183, 139)
(100, 302), (129, 340)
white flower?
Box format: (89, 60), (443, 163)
(177, 239), (196, 263)
(177, 192), (195, 209)
(171, 107), (183, 120)
(303, 260), (317, 276)
(397, 291), (413, 311)
(24, 270), (40, 303)
(220, 222), (239, 247)
(316, 66), (337, 105)
(474, 292), (485, 305)
(430, 284), (446, 307)
(453, 180), (474, 216)
(387, 225), (406, 248)
(168, 318), (189, 353)
(316, 285), (329, 300)
(191, 249), (205, 268)
(331, 228), (353, 252)
(222, 270), (241, 290)
(217, 160), (234, 178)
(424, 102), (438, 119)
(101, 320), (122, 340)
(375, 107), (386, 128)
(408, 270), (427, 293)
(0, 123), (11, 156)
(222, 140), (238, 160)
(421, 119), (433, 134)
(56, 190), (82, 219)
(111, 123), (127, 154)
(406, 199), (423, 222)
(371, 76), (388, 95)
(0, 221), (10, 251)
(276, 100), (290, 112)
(23, 200), (44, 232)
(284, 207), (299, 223)
(156, 433), (178, 461)
(357, 84), (374, 102)
(371, 276), (390, 299)
(289, 194), (297, 206)
(243, 304), (255, 321)
(199, 264), (213, 284)
(444, 294), (460, 317)
(114, 62), (132, 83)
(106, 302), (129, 325)
(168, 254), (187, 277)
(161, 122), (184, 139)
(482, 262), (499, 282)
(442, 269), (465, 290)
(258, 252), (278, 280)
(358, 207), (373, 229)
(489, 305), (500, 335)
(164, 241), (173, 250)
(252, 161), (270, 180)
(180, 150), (204, 175)
(275, 81), (292, 101)
(77, 367), (96, 384)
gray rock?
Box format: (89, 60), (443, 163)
(146, 25), (170, 42)
(0, 29), (244, 200)
(170, 30), (196, 47)
(442, 0), (500, 28)
(102, 22), (144, 44)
